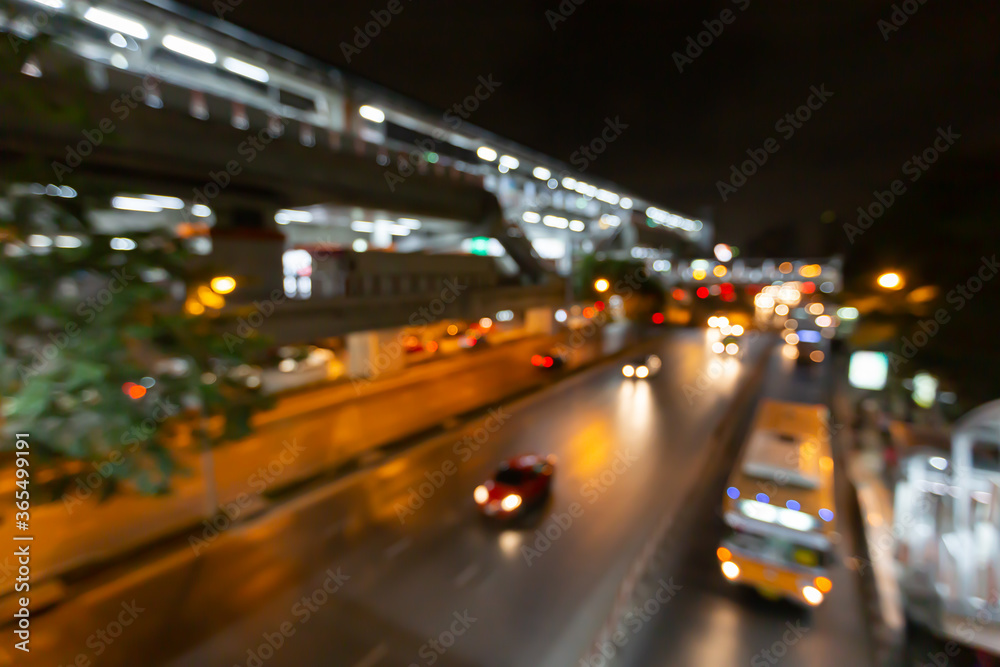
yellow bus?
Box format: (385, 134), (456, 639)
(717, 399), (837, 606)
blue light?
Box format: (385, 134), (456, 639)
(798, 330), (821, 343)
(819, 508), (834, 522)
(755, 493), (769, 503)
(786, 500), (801, 511)
(726, 487), (740, 500)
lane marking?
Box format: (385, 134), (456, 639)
(352, 642), (388, 667)
(384, 536), (413, 559)
(453, 562), (479, 587)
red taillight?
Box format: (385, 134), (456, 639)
(652, 312), (665, 324)
(697, 286), (709, 299)
(466, 337), (476, 346)
(594, 301), (605, 311)
(531, 354), (543, 366)
(544, 356), (554, 367)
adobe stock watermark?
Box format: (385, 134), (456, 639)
(349, 278), (468, 390)
(548, 266), (650, 359)
(53, 600), (145, 665)
(394, 406), (511, 523)
(221, 237), (371, 353)
(61, 396), (181, 514)
(878, 0), (931, 41)
(407, 610), (477, 667)
(442, 75), (503, 130)
(6, 5), (56, 55)
(546, 0), (588, 31)
(384, 74), (502, 191)
(223, 288), (291, 352)
(843, 126), (959, 243)
(232, 566), (349, 667)
(550, 307), (611, 359)
(579, 578), (682, 667)
(672, 0), (752, 73)
(17, 267), (136, 383)
(923, 608), (996, 667)
(191, 117), (291, 208)
(568, 116), (628, 172)
(521, 448), (640, 567)
(850, 486), (932, 577)
(885, 254), (998, 372)
(212, 0), (244, 20)
(750, 621), (810, 666)
(683, 330), (761, 404)
(188, 438), (305, 556)
(339, 0), (415, 63)
(51, 71), (164, 182)
(716, 85), (834, 202)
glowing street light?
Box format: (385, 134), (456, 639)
(594, 278), (610, 293)
(210, 276), (236, 294)
(162, 34), (217, 64)
(714, 243), (733, 262)
(358, 105), (385, 123)
(877, 272), (904, 290)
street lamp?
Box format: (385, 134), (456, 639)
(594, 278), (610, 293)
(210, 276), (236, 294)
(877, 271), (904, 290)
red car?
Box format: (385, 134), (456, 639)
(530, 350), (568, 370)
(474, 454), (556, 519)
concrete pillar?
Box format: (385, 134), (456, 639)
(346, 328), (407, 379)
(524, 307), (554, 336)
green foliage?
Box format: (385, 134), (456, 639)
(0, 193), (273, 495)
(0, 25), (272, 496)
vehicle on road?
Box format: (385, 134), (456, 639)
(708, 313), (750, 336)
(622, 354), (662, 379)
(474, 455), (556, 520)
(459, 330), (489, 349)
(717, 399), (837, 607)
(531, 349), (568, 370)
(794, 328), (824, 364)
(402, 334), (427, 354)
(712, 335), (741, 356)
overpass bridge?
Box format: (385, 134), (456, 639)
(1, 0), (717, 362)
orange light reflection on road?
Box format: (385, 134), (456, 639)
(562, 418), (617, 480)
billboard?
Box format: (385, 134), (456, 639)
(848, 351), (889, 390)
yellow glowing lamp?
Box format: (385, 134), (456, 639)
(210, 275), (236, 294)
(197, 285), (225, 309)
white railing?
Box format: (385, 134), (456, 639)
(894, 400), (1000, 651)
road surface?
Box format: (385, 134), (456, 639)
(17, 329), (770, 667)
(613, 342), (878, 667)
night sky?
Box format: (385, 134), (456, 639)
(175, 0), (1000, 270)
(163, 0), (1000, 399)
